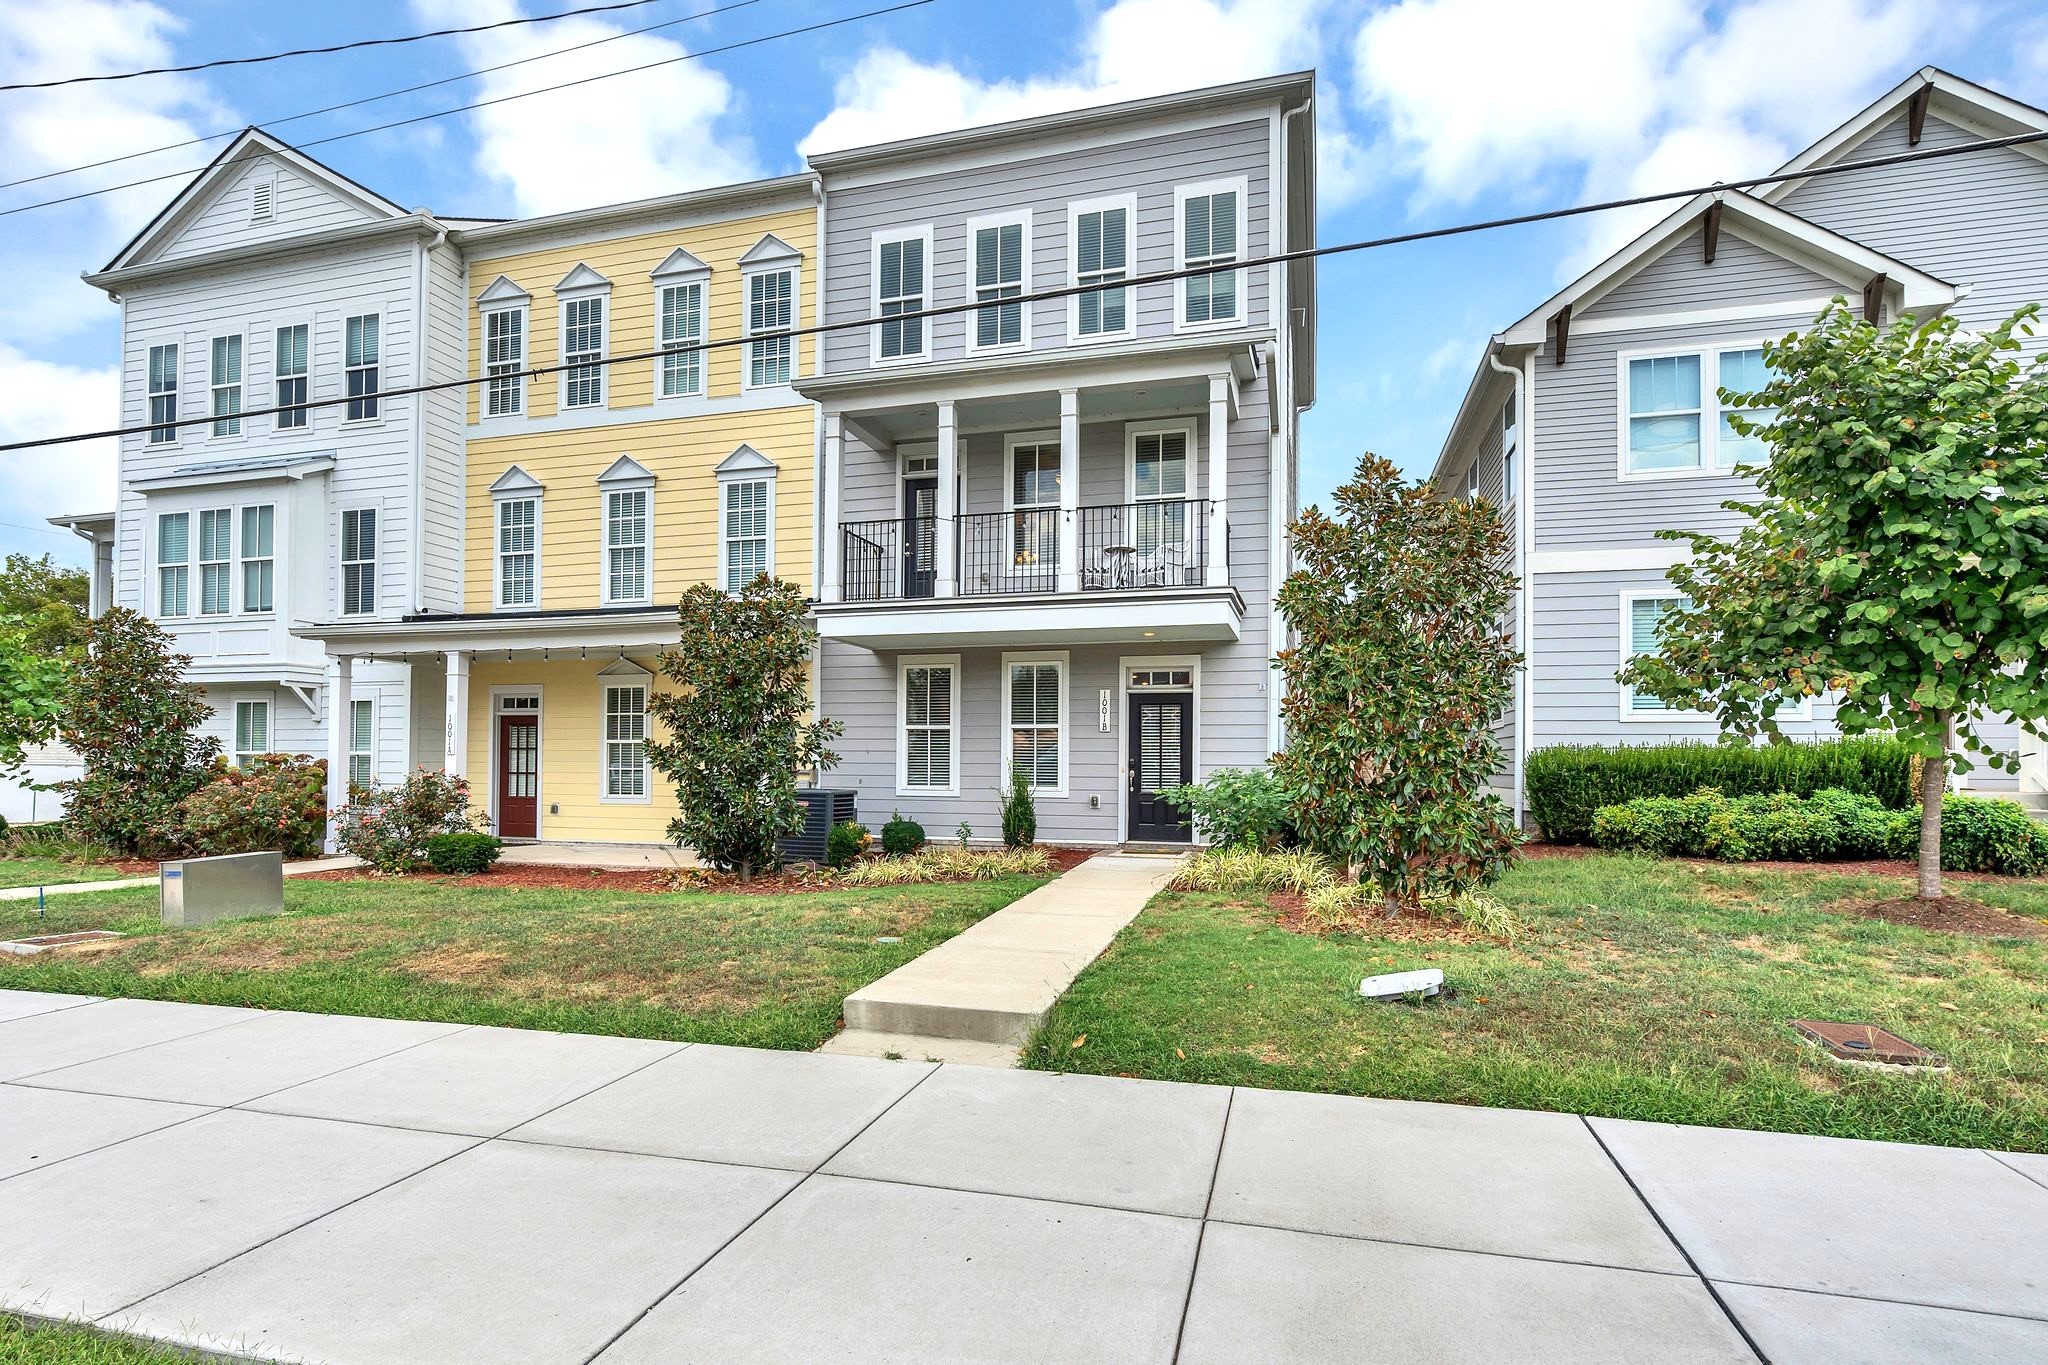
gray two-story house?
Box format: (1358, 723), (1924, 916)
(1435, 68), (2048, 824)
(802, 74), (1316, 845)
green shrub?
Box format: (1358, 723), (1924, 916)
(1885, 795), (2048, 876)
(1592, 786), (1979, 864)
(880, 810), (926, 857)
(424, 832), (504, 875)
(1159, 767), (1297, 850)
(826, 820), (868, 870)
(1171, 847), (1337, 895)
(836, 845), (1053, 885)
(333, 768), (475, 874)
(4, 828), (118, 864)
(0, 813), (8, 840)
(1527, 738), (1915, 843)
(175, 755), (328, 859)
(956, 821), (972, 849)
(999, 763), (1036, 848)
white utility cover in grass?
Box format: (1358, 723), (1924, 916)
(1358, 969), (1443, 1001)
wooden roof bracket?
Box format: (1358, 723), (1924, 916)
(1907, 83), (1932, 146)
(1862, 274), (1889, 323)
(1702, 200), (1724, 265)
(1550, 303), (1572, 365)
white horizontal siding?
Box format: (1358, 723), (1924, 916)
(153, 157), (382, 264)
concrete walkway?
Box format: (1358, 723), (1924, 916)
(825, 852), (1183, 1065)
(4, 992), (2045, 1364)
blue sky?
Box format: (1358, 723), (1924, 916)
(3, 0), (2047, 568)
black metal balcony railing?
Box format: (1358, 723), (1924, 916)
(839, 499), (1214, 602)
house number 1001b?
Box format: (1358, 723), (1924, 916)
(1098, 689), (1112, 732)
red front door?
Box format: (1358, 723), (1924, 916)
(498, 714), (539, 838)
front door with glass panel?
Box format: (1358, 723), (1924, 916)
(902, 475), (937, 599)
(497, 713), (539, 839)
(1127, 690), (1193, 841)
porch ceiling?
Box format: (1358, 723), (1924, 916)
(850, 375), (1217, 443)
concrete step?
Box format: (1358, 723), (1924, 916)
(817, 1029), (1019, 1067)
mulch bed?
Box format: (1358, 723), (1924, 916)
(1261, 891), (1488, 944)
(1834, 895), (2048, 941)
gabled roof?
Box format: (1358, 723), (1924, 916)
(476, 274), (532, 305)
(488, 464), (544, 496)
(738, 233), (801, 268)
(553, 262), (611, 293)
(596, 454), (656, 485)
(650, 246), (711, 279)
(101, 128), (407, 274)
(715, 443), (777, 476)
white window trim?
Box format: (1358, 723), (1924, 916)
(482, 302), (530, 419)
(155, 509), (191, 619)
(493, 493), (543, 612)
(1123, 418), (1197, 503)
(1618, 590), (1715, 722)
(597, 662), (654, 805)
(348, 695), (376, 790)
(1116, 654), (1204, 845)
(269, 318), (313, 434)
(556, 289), (611, 411)
(145, 340), (181, 447)
(1172, 175), (1249, 333)
(600, 483), (654, 607)
(896, 653), (961, 798)
(965, 210), (1032, 355)
(1003, 429), (1061, 572)
(1501, 396), (1519, 505)
(742, 262), (801, 391)
(196, 505), (233, 617)
(1615, 340), (1772, 483)
(716, 472), (776, 594)
(338, 502), (380, 618)
(869, 224), (936, 367)
(1066, 192), (1139, 345)
(239, 502), (276, 617)
(488, 686), (545, 840)
(652, 274), (709, 402)
(230, 694), (273, 768)
(208, 330), (246, 441)
(341, 311), (384, 427)
(1000, 651), (1069, 799)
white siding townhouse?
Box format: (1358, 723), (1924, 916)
(1434, 68), (2048, 825)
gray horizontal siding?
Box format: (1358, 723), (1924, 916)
(1585, 226), (1836, 317)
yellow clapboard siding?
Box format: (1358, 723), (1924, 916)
(463, 405), (814, 613)
(465, 204), (815, 424)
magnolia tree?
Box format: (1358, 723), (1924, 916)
(647, 576), (840, 878)
(1275, 454), (1522, 914)
(1621, 302), (2048, 900)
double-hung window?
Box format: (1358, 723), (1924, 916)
(233, 699), (269, 768)
(899, 659), (956, 794)
(1624, 348), (1777, 475)
(746, 268), (793, 387)
(484, 307), (525, 416)
(874, 229), (929, 361)
(1071, 197), (1133, 340)
(1716, 347), (1776, 466)
(349, 698), (374, 789)
(197, 508), (232, 615)
(1005, 657), (1064, 795)
(562, 296), (605, 408)
(1177, 180), (1243, 326)
(209, 335), (242, 436)
(1130, 425), (1192, 557)
(344, 314), (380, 421)
(1501, 395), (1519, 501)
(721, 479), (769, 591)
(274, 324), (308, 429)
(658, 281), (704, 397)
(603, 682), (648, 800)
(1623, 594), (1693, 714)
(971, 215), (1027, 350)
(241, 505), (274, 612)
(496, 498), (537, 608)
(146, 344), (178, 444)
(341, 507), (377, 615)
(1007, 436), (1060, 570)
(606, 489), (649, 604)
(157, 512), (190, 616)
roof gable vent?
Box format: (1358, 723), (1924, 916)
(249, 177), (275, 223)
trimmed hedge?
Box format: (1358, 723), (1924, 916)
(424, 832), (504, 875)
(1526, 738), (1915, 843)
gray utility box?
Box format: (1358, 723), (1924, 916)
(160, 850), (285, 928)
(777, 789), (858, 865)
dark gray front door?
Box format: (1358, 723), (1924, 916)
(902, 476), (937, 599)
(1127, 692), (1193, 841)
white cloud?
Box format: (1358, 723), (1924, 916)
(411, 0), (759, 218)
(801, 0), (1372, 206)
(0, 344), (118, 521)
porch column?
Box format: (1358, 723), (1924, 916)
(821, 412), (844, 603)
(324, 653), (353, 853)
(935, 399), (958, 597)
(443, 649), (471, 780)
(1206, 374), (1230, 587)
(1058, 388), (1081, 593)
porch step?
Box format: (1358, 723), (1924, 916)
(840, 853), (1184, 1046)
(817, 1029), (1019, 1068)
(1119, 841), (1195, 856)
(2017, 791), (2048, 823)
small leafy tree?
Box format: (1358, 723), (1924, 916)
(0, 553), (89, 656)
(999, 761), (1036, 847)
(1621, 303), (2048, 900)
(1275, 454), (1522, 914)
(0, 616), (66, 782)
(59, 607), (219, 855)
(646, 576), (840, 878)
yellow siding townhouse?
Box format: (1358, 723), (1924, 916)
(307, 173), (819, 846)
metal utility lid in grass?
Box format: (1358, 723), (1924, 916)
(0, 930), (126, 956)
(1791, 1020), (1947, 1070)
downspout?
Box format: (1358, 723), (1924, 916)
(410, 219), (449, 616)
(1272, 93), (1314, 758)
(1488, 343), (1534, 829)
(808, 174), (828, 727)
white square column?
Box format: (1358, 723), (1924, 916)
(935, 399), (958, 597)
(1207, 374), (1231, 587)
(1058, 388), (1081, 593)
(821, 413), (844, 603)
(324, 653), (353, 853)
(443, 649), (471, 780)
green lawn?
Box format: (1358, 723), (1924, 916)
(1023, 854), (2048, 1152)
(0, 873), (1049, 1049)
(0, 858), (136, 891)
(0, 1317), (192, 1364)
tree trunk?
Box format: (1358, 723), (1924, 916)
(1917, 716), (1947, 901)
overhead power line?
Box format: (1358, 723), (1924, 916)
(0, 0), (686, 93)
(7, 121), (2044, 455)
(0, 0), (765, 193)
(0, 0), (937, 220)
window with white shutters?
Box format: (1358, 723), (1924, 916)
(147, 344), (178, 444)
(1006, 660), (1063, 793)
(485, 308), (525, 415)
(341, 508), (377, 615)
(722, 479), (768, 592)
(210, 334), (242, 435)
(746, 269), (793, 386)
(197, 508), (232, 615)
(497, 498), (536, 608)
(345, 314), (380, 420)
(157, 512), (189, 616)
(241, 505), (274, 612)
(349, 698), (374, 789)
(973, 217), (1027, 349)
(658, 282), (703, 397)
(1071, 198), (1132, 338)
(274, 324), (308, 429)
(1178, 183), (1241, 325)
(607, 489), (649, 604)
(234, 700), (269, 768)
(562, 297), (605, 407)
(604, 684), (648, 800)
(901, 662), (955, 792)
(875, 231), (928, 360)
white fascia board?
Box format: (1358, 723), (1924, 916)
(815, 589), (1243, 651)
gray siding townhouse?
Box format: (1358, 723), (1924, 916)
(1434, 68), (2048, 825)
(802, 73), (1316, 845)
(80, 130), (477, 800)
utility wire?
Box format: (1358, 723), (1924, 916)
(0, 0), (937, 220)
(1, 0), (691, 92)
(8, 121), (2044, 455)
(0, 0), (764, 193)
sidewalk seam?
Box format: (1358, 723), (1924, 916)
(1170, 1084), (1237, 1363)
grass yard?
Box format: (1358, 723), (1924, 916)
(0, 858), (134, 891)
(0, 1318), (192, 1364)
(0, 872), (1051, 1049)
(1023, 853), (2048, 1152)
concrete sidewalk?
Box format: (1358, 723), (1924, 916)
(1, 990), (2045, 1364)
